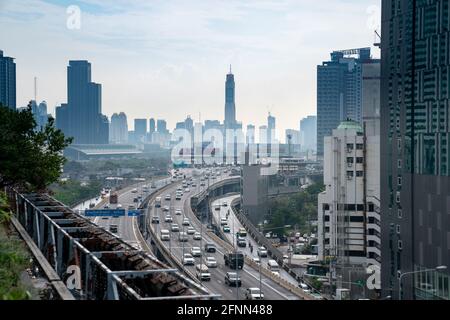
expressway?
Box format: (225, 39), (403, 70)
(147, 168), (300, 300)
(92, 176), (172, 250)
(211, 195), (300, 287)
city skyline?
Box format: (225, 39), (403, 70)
(0, 0), (380, 139)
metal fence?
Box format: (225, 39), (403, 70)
(6, 189), (212, 300)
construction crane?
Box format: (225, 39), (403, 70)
(374, 30), (381, 48)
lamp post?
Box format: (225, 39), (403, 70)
(398, 265), (447, 300)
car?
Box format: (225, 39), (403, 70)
(109, 224), (118, 233)
(196, 264), (211, 281)
(151, 216), (160, 224)
(257, 246), (268, 258)
(104, 204), (110, 209)
(193, 232), (202, 240)
(128, 205), (136, 210)
(131, 188), (138, 193)
(178, 232), (189, 242)
(220, 218), (228, 226)
(160, 229), (170, 241)
(171, 223), (180, 232)
(224, 272), (241, 287)
(165, 194), (171, 201)
(204, 243), (216, 253)
(182, 253), (195, 265)
(184, 188), (190, 192)
(175, 209), (182, 215)
(164, 215), (173, 223)
(222, 201), (228, 207)
(182, 218), (190, 226)
(223, 225), (231, 233)
(162, 206), (170, 212)
(252, 257), (261, 265)
(299, 282), (311, 293)
(237, 238), (247, 247)
(204, 256), (217, 268)
(101, 216), (109, 220)
(187, 227), (196, 235)
(245, 288), (264, 300)
(117, 204), (122, 208)
(190, 247), (201, 257)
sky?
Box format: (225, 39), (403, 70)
(0, 0), (381, 140)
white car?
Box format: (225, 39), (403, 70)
(184, 188), (190, 192)
(205, 256), (217, 268)
(182, 218), (190, 226)
(252, 257), (261, 265)
(257, 246), (268, 257)
(163, 206), (170, 212)
(175, 209), (182, 215)
(193, 232), (202, 240)
(164, 215), (173, 223)
(190, 247), (201, 257)
(187, 227), (196, 235)
(182, 253), (195, 265)
(245, 288), (264, 300)
(165, 194), (171, 201)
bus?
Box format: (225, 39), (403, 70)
(155, 197), (162, 208)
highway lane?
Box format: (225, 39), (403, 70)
(148, 168), (299, 300)
(211, 195), (300, 287)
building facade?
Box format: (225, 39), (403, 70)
(0, 50), (16, 110)
(317, 48), (378, 156)
(300, 115), (317, 152)
(381, 0), (450, 300)
(224, 68), (236, 129)
(110, 112), (128, 144)
(56, 60), (108, 144)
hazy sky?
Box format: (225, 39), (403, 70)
(0, 0), (381, 139)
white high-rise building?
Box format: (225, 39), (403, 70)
(109, 112), (128, 144)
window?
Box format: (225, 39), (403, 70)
(397, 138), (402, 151)
(398, 209), (402, 218)
(347, 157), (354, 163)
(356, 157), (364, 164)
(323, 203), (330, 211)
(347, 143), (354, 152)
(398, 159), (402, 169)
(396, 191), (401, 203)
(347, 171), (354, 179)
(356, 171), (364, 177)
(356, 143), (364, 150)
(398, 176), (402, 186)
(398, 240), (403, 250)
(396, 225), (401, 234)
(368, 203), (374, 212)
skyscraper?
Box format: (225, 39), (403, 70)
(300, 115), (317, 152)
(267, 113), (276, 143)
(149, 118), (156, 134)
(57, 60), (108, 144)
(134, 118), (147, 143)
(224, 67), (236, 129)
(0, 50), (16, 110)
(157, 119), (168, 134)
(316, 48), (376, 156)
(381, 0), (450, 300)
(110, 112), (128, 144)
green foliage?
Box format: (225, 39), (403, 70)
(51, 179), (103, 206)
(0, 103), (72, 191)
(310, 276), (323, 291)
(0, 192), (11, 224)
(266, 183), (324, 234)
(0, 192), (30, 300)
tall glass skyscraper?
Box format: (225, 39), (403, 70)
(56, 60), (108, 144)
(381, 0), (450, 300)
(316, 48), (375, 156)
(224, 67), (236, 129)
(0, 50), (16, 110)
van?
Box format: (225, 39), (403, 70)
(160, 229), (170, 241)
(267, 259), (280, 273)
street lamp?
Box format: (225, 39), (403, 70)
(398, 265), (447, 300)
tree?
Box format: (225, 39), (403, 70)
(0, 103), (72, 191)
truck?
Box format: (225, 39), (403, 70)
(224, 251), (244, 269)
(109, 192), (118, 204)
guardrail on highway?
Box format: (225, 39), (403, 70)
(6, 188), (212, 300)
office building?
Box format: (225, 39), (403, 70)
(246, 124), (255, 145)
(56, 60), (108, 144)
(110, 112), (128, 144)
(0, 50), (16, 109)
(267, 113), (276, 144)
(300, 116), (317, 152)
(380, 0), (450, 300)
(134, 118), (147, 143)
(157, 119), (168, 134)
(30, 100), (50, 130)
(317, 48), (377, 156)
